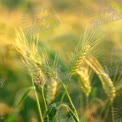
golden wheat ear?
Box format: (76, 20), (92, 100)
(14, 29), (47, 88)
(107, 63), (122, 96)
(84, 56), (116, 101)
(73, 58), (93, 97)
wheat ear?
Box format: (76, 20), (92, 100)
(84, 56), (116, 101)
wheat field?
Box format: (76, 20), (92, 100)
(0, 0), (122, 122)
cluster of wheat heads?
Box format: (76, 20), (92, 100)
(13, 27), (122, 122)
(13, 28), (80, 122)
(70, 28), (122, 121)
(14, 29), (60, 122)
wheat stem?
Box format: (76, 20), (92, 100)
(41, 87), (49, 122)
(86, 95), (88, 110)
(32, 80), (43, 122)
(111, 101), (115, 122)
(103, 102), (111, 121)
(60, 91), (66, 103)
(57, 78), (80, 122)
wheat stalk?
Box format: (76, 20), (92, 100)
(84, 56), (116, 122)
(14, 29), (50, 121)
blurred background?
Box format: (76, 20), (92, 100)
(0, 0), (122, 121)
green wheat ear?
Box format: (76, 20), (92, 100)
(71, 27), (103, 75)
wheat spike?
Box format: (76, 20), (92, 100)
(71, 28), (102, 97)
(14, 29), (46, 87)
(71, 27), (103, 75)
(27, 58), (46, 87)
(45, 78), (58, 104)
(84, 56), (116, 101)
(76, 59), (93, 97)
